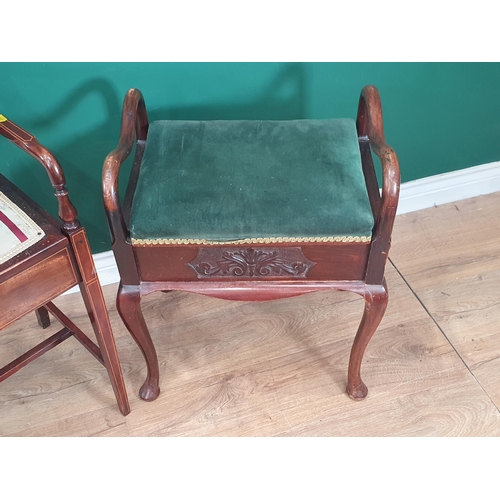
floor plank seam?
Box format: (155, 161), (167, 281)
(388, 258), (500, 415)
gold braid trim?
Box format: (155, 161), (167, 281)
(131, 235), (371, 246)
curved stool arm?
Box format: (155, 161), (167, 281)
(357, 85), (401, 283)
(102, 88), (148, 243)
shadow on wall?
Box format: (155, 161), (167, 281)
(155, 63), (307, 121)
(4, 63), (308, 253)
(5, 78), (122, 252)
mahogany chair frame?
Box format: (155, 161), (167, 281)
(103, 85), (400, 402)
(0, 119), (130, 416)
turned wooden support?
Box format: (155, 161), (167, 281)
(0, 117), (79, 231)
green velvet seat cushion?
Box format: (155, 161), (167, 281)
(130, 119), (374, 244)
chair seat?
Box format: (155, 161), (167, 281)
(130, 118), (374, 245)
(0, 190), (45, 264)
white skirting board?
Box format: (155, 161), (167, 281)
(396, 161), (500, 215)
(71, 160), (500, 294)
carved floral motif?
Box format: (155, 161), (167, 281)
(187, 247), (316, 278)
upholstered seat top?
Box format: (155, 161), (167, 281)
(130, 118), (374, 245)
(0, 191), (45, 264)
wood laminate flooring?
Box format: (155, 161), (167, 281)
(1, 192), (500, 436)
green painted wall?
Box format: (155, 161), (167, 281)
(1, 62), (500, 253)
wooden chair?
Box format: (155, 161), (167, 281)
(0, 116), (130, 416)
(102, 85), (400, 402)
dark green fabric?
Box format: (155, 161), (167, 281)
(130, 119), (374, 241)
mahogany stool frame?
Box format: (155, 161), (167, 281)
(103, 85), (400, 403)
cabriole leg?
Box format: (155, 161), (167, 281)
(117, 283), (160, 401)
(346, 280), (388, 400)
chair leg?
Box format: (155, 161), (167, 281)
(346, 280), (388, 400)
(78, 283), (131, 416)
(68, 229), (131, 416)
(35, 306), (51, 329)
(117, 283), (160, 402)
